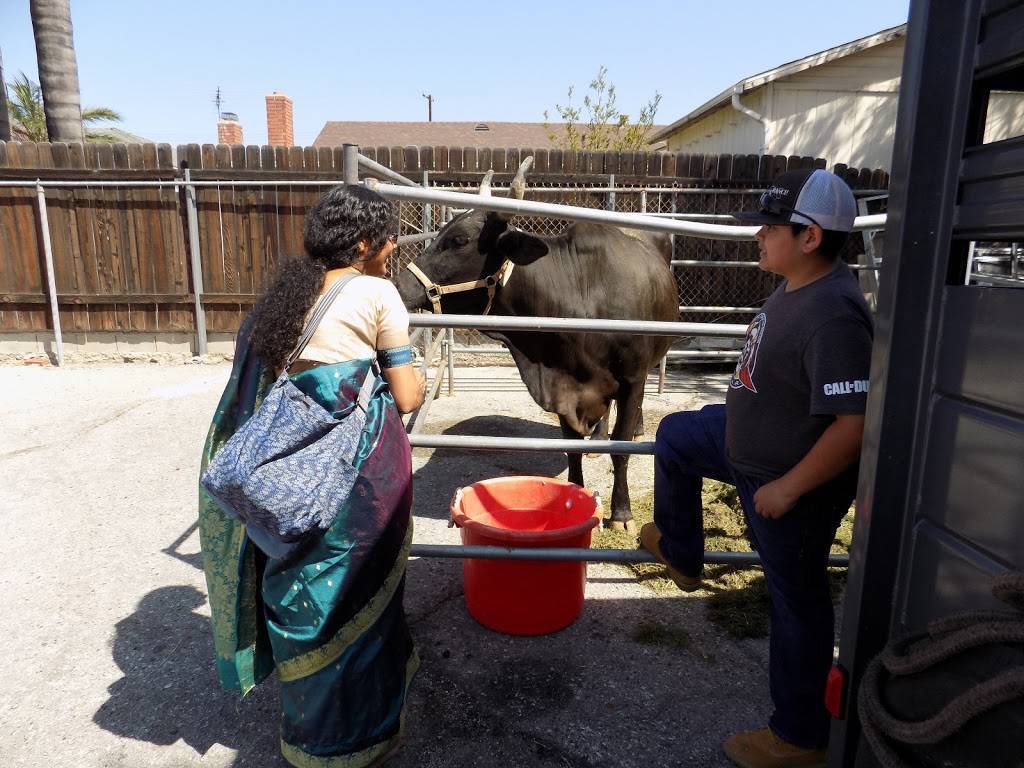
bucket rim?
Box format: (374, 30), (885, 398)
(449, 476), (601, 542)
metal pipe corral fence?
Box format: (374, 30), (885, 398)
(411, 543), (850, 568)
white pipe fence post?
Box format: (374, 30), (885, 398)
(34, 181), (63, 366)
(183, 168), (208, 357)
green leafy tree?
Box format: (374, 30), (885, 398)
(544, 66), (662, 151)
(6, 72), (122, 142)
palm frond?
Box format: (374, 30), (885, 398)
(7, 72), (47, 142)
(82, 107), (122, 124)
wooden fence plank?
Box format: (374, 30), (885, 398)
(447, 146), (463, 173)
(434, 145), (450, 173)
(462, 147), (477, 173)
(55, 143), (91, 331)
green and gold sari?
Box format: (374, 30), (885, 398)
(198, 316), (417, 767)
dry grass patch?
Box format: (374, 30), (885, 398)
(594, 480), (853, 639)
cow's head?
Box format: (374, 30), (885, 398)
(395, 157), (549, 314)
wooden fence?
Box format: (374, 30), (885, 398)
(0, 140), (888, 336)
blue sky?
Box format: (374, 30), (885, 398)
(2, 1), (909, 146)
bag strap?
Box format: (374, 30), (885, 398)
(284, 272), (360, 371)
(354, 360), (378, 413)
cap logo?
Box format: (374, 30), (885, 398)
(765, 185), (789, 197)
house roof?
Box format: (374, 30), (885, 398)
(649, 24), (907, 142)
(314, 121), (566, 149)
(313, 121), (667, 150)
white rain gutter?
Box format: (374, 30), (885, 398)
(730, 86), (768, 155)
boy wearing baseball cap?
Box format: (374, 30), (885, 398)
(644, 169), (873, 767)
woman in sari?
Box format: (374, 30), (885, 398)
(198, 184), (426, 767)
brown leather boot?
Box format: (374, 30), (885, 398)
(638, 522), (702, 592)
(723, 727), (827, 768)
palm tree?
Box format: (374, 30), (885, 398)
(6, 73), (121, 142)
(30, 0), (84, 143)
(0, 49), (11, 141)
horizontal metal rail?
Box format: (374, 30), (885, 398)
(408, 313), (749, 337)
(356, 154), (419, 187)
(450, 346), (739, 359)
(397, 231), (439, 246)
(679, 305), (759, 314)
(436, 185), (889, 196)
(372, 182), (887, 240)
(410, 543), (850, 568)
(671, 259), (882, 272)
(408, 434), (655, 455)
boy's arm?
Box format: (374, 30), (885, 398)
(753, 414), (864, 519)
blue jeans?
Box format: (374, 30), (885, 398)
(654, 404), (853, 749)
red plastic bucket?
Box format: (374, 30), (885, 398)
(450, 476), (601, 636)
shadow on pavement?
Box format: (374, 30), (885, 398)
(93, 585), (283, 767)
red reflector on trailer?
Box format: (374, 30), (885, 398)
(825, 664), (847, 719)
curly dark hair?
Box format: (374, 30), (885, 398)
(249, 184), (397, 372)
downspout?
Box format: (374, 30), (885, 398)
(731, 86), (768, 155)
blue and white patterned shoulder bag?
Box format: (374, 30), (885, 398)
(201, 273), (376, 559)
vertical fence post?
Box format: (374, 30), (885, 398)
(607, 173), (616, 211)
(183, 168), (208, 357)
(640, 189), (647, 214)
(446, 328), (455, 396)
(35, 181), (63, 366)
(658, 355), (667, 395)
(421, 170), (432, 238)
(343, 144), (359, 184)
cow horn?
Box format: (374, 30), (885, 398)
(479, 169), (494, 197)
(510, 156), (534, 200)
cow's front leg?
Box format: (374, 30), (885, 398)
(557, 415), (585, 487)
(607, 383), (645, 533)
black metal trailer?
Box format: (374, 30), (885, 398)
(828, 1), (1024, 765)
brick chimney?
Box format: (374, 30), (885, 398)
(217, 112), (244, 145)
(266, 92), (294, 146)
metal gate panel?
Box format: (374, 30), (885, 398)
(828, 0), (1024, 765)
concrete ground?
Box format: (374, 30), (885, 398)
(0, 360), (780, 768)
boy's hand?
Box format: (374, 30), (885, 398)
(753, 479), (799, 519)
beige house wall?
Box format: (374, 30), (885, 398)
(665, 89), (767, 155)
(660, 38), (1023, 170)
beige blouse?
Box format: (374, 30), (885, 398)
(298, 275), (411, 365)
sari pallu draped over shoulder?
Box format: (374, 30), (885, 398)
(198, 315), (418, 767)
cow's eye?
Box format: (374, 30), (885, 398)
(450, 235), (469, 248)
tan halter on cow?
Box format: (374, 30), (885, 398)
(405, 158), (533, 314)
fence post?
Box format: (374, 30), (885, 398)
(35, 181), (64, 366)
(640, 189), (647, 214)
(421, 170), (432, 241)
(343, 144), (359, 184)
(446, 328), (455, 396)
(183, 168), (208, 356)
(607, 173), (616, 211)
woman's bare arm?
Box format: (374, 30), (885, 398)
(383, 363), (427, 414)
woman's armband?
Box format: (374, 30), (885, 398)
(377, 344), (414, 369)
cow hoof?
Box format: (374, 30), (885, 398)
(606, 520), (637, 535)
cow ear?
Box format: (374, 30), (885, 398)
(495, 229), (549, 265)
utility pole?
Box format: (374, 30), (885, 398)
(213, 85), (223, 119)
(422, 92), (433, 122)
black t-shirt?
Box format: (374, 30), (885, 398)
(725, 262), (874, 480)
